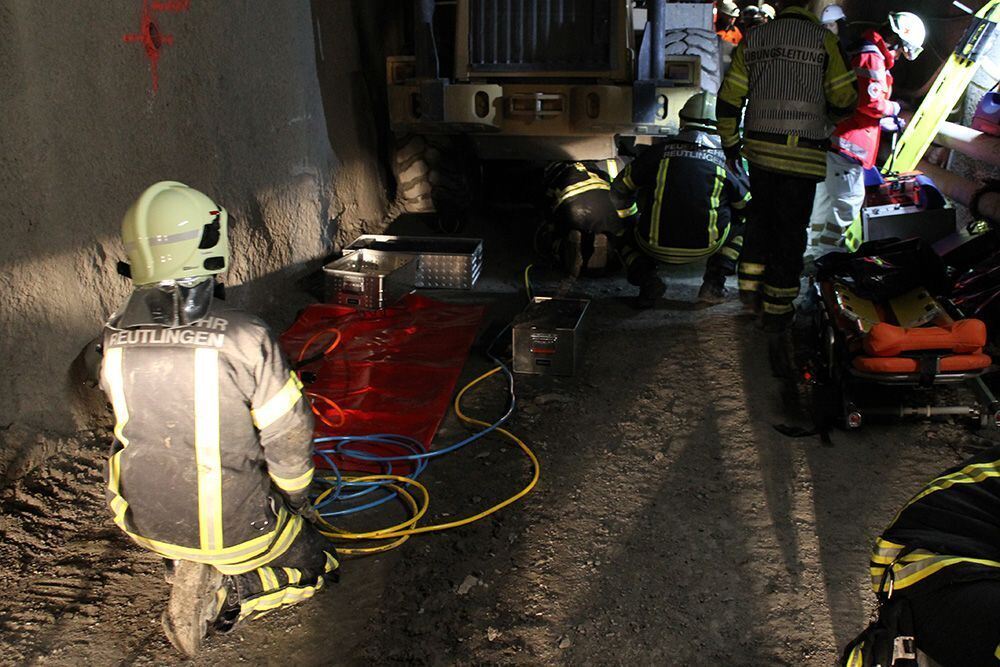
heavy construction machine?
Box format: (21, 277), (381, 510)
(386, 0), (722, 216)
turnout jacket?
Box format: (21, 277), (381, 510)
(870, 445), (1000, 598)
(99, 300), (315, 567)
(610, 131), (751, 264)
(717, 5), (857, 179)
(544, 159), (629, 212)
(831, 30), (898, 170)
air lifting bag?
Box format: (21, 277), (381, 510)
(863, 320), (986, 357)
(280, 294), (486, 473)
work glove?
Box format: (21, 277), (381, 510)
(285, 490), (320, 524)
(880, 115), (906, 133)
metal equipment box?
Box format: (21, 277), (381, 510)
(342, 235), (483, 289)
(862, 205), (957, 245)
(512, 297), (589, 376)
(323, 249), (417, 310)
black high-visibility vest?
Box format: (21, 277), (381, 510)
(611, 136), (751, 264)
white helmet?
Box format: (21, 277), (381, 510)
(821, 5), (845, 24)
(718, 1), (740, 18)
(888, 11), (927, 60)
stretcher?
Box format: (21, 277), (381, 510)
(812, 279), (1000, 429)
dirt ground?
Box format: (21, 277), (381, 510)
(1, 213), (997, 666)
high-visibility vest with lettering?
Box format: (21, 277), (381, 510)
(717, 6), (857, 179)
(99, 300), (315, 569)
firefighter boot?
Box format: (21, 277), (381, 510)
(162, 560), (225, 657)
(698, 271), (728, 305)
(739, 289), (761, 316)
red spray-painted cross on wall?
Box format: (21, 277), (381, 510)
(122, 0), (191, 93)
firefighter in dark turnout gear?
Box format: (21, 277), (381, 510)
(95, 182), (337, 657)
(541, 159), (629, 276)
(610, 92), (752, 308)
(843, 445), (1000, 666)
(718, 0), (857, 330)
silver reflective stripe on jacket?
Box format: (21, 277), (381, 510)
(742, 17), (830, 139)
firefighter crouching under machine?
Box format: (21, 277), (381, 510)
(540, 159), (628, 276)
(843, 446), (1000, 666)
(85, 182), (338, 657)
(610, 92), (752, 309)
(718, 0), (857, 331)
(809, 12), (927, 257)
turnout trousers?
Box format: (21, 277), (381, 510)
(225, 520), (338, 622)
(808, 151), (865, 255)
(738, 165), (818, 326)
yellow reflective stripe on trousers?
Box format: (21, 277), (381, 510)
(763, 301), (794, 315)
(269, 466), (315, 493)
(708, 166), (725, 246)
(650, 158), (670, 247)
(194, 348), (224, 551)
(239, 579), (323, 620)
(740, 262), (765, 276)
(252, 372), (304, 430)
(103, 347), (131, 447)
(257, 566), (281, 592)
(283, 567), (301, 585)
(763, 285), (799, 299)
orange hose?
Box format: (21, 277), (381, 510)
(297, 328), (342, 363)
(306, 391), (346, 429)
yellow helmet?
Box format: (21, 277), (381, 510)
(121, 181), (229, 285)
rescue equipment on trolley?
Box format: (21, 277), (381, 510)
(810, 238), (1000, 430)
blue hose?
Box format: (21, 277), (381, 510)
(311, 327), (515, 519)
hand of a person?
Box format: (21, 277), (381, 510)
(880, 115), (905, 133)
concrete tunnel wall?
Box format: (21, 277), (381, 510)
(0, 2), (389, 472)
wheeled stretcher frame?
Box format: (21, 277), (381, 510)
(812, 280), (1000, 430)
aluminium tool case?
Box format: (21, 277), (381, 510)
(342, 235), (483, 289)
(323, 249), (417, 309)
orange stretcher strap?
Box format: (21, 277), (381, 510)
(863, 320), (987, 358)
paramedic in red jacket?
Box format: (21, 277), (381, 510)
(809, 12), (926, 255)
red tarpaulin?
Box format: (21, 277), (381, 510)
(279, 294), (486, 473)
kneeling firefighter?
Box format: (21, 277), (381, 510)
(843, 445), (1000, 666)
(610, 92), (752, 308)
(540, 159), (629, 276)
(85, 182), (337, 656)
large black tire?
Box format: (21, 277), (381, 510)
(663, 28), (723, 93)
(392, 134), (477, 231)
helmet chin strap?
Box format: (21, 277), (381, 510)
(109, 277), (217, 329)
